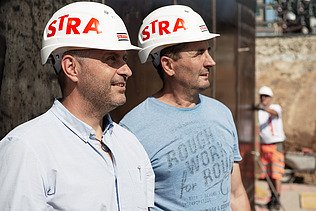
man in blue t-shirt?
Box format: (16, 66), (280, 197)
(120, 5), (250, 211)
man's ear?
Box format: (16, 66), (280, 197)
(61, 55), (79, 82)
(161, 56), (175, 77)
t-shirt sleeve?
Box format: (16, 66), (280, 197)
(270, 104), (282, 118)
(232, 128), (242, 162)
(227, 110), (242, 162)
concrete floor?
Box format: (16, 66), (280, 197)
(255, 180), (316, 211)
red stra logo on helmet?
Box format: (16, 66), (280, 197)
(141, 18), (187, 41)
(47, 14), (101, 37)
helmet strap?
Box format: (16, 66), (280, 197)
(151, 51), (161, 67)
(50, 54), (62, 74)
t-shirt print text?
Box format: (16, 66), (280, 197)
(162, 126), (234, 207)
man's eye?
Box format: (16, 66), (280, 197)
(123, 55), (128, 62)
(105, 56), (116, 62)
(194, 49), (206, 57)
(198, 50), (205, 54)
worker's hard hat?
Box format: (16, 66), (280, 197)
(138, 5), (220, 64)
(41, 2), (139, 72)
(259, 86), (274, 97)
(285, 11), (296, 21)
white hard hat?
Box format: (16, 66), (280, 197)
(41, 2), (139, 72)
(285, 11), (296, 21)
(138, 5), (220, 64)
(259, 86), (274, 97)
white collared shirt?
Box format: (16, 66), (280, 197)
(0, 99), (154, 211)
(258, 103), (286, 144)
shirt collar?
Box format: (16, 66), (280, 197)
(103, 115), (114, 134)
(50, 99), (114, 143)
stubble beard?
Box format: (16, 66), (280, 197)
(80, 81), (126, 116)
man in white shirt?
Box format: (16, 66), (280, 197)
(256, 86), (286, 210)
(0, 2), (154, 210)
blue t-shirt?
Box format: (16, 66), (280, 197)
(120, 95), (242, 211)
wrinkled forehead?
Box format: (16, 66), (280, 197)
(260, 94), (272, 98)
(64, 48), (127, 57)
(182, 40), (211, 51)
(166, 41), (210, 56)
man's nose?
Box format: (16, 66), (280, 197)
(204, 51), (216, 67)
(117, 63), (132, 78)
(204, 51), (216, 68)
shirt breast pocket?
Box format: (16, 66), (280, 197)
(129, 165), (147, 209)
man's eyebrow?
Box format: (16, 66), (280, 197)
(101, 51), (126, 58)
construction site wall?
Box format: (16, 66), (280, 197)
(256, 35), (316, 152)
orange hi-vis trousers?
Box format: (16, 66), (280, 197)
(259, 143), (285, 180)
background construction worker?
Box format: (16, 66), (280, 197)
(0, 2), (154, 210)
(120, 5), (250, 211)
(255, 86), (286, 210)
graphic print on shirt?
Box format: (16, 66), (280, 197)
(158, 125), (234, 210)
